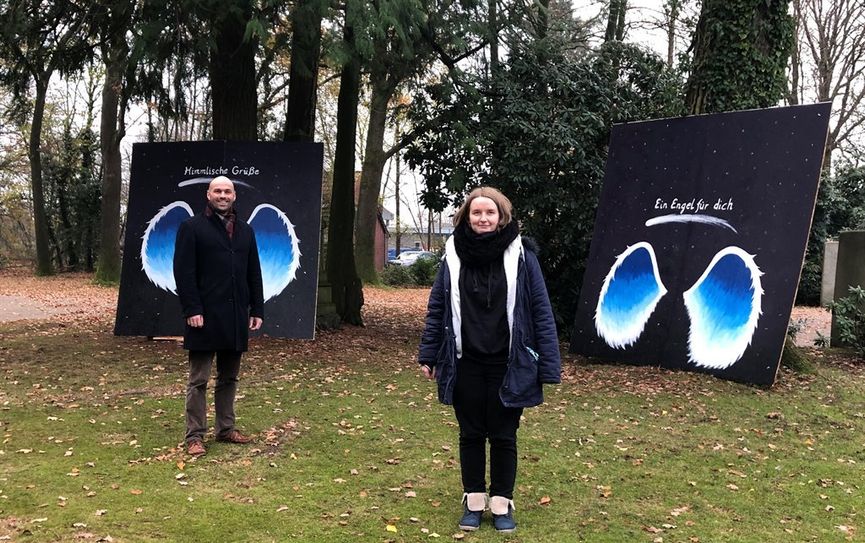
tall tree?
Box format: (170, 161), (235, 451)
(355, 0), (432, 283)
(354, 0), (503, 282)
(42, 85), (102, 272)
(0, 0), (93, 275)
(792, 0), (865, 169)
(135, 0), (261, 142)
(94, 1), (139, 283)
(684, 0), (794, 114)
(208, 0), (258, 140)
(284, 0), (327, 142)
(327, 0), (364, 324)
(790, 0), (865, 304)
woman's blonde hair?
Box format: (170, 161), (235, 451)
(452, 186), (513, 228)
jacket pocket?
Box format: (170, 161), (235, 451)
(503, 344), (539, 402)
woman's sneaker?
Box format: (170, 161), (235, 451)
(459, 492), (486, 531)
(490, 496), (516, 533)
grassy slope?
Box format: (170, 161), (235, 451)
(1, 297), (864, 543)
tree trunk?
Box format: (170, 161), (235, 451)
(327, 11), (364, 325)
(488, 0), (498, 73)
(823, 132), (834, 172)
(30, 76), (53, 275)
(355, 76), (395, 283)
(605, 0), (627, 42)
(665, 0), (679, 68)
(55, 159), (77, 270)
(95, 39), (127, 283)
(685, 0), (793, 115)
(537, 0), (549, 39)
(395, 143), (401, 255)
(788, 0), (801, 105)
(683, 0), (718, 115)
(210, 0), (258, 141)
(284, 0), (323, 142)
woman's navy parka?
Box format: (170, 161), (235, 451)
(418, 235), (561, 408)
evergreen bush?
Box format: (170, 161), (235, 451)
(832, 286), (865, 358)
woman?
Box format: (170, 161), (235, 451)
(418, 186), (561, 533)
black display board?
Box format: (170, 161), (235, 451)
(570, 104), (831, 385)
(115, 141), (323, 339)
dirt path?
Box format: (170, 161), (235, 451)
(0, 294), (59, 321)
(0, 268), (118, 324)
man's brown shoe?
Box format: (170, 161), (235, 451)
(187, 440), (206, 456)
(216, 430), (253, 444)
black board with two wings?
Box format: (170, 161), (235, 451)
(114, 141), (323, 340)
(569, 104), (831, 385)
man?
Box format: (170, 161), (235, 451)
(173, 176), (264, 456)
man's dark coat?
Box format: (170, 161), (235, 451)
(173, 211), (264, 352)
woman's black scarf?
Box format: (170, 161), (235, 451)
(453, 220), (519, 268)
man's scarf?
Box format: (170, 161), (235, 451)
(205, 204), (237, 239)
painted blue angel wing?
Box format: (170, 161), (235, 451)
(683, 247), (763, 369)
(141, 201), (193, 293)
(247, 204), (301, 302)
(595, 242), (668, 349)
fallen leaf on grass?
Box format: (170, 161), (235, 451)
(670, 506), (690, 517)
(386, 524), (397, 533)
(539, 496), (551, 505)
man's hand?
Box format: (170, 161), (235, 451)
(187, 314), (204, 327)
(249, 317), (263, 330)
(420, 364), (436, 380)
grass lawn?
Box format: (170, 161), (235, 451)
(1, 285), (864, 542)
